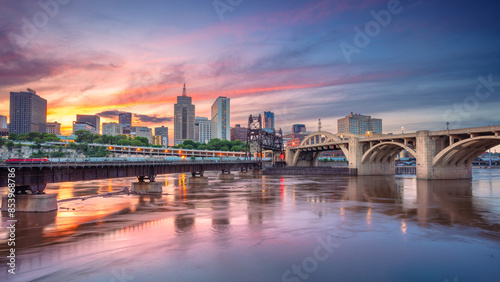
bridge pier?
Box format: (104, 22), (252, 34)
(1, 194), (57, 213)
(218, 169), (235, 180)
(416, 131), (472, 179)
(188, 171), (209, 184)
(238, 167), (252, 178)
(131, 175), (162, 193)
(348, 137), (396, 176)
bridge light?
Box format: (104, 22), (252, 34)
(109, 147), (113, 150)
(137, 148), (141, 151)
(165, 150), (168, 153)
(181, 155), (186, 160)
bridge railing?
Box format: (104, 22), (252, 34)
(1, 159), (258, 168)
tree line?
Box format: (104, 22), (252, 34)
(173, 138), (246, 152)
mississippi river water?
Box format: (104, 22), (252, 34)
(1, 169), (499, 282)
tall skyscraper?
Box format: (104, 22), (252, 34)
(337, 112), (382, 135)
(154, 126), (169, 147)
(46, 122), (61, 135)
(9, 89), (47, 134)
(195, 117), (212, 144)
(76, 115), (101, 134)
(263, 111), (275, 129)
(0, 115), (7, 129)
(211, 97), (230, 140)
(119, 112), (132, 126)
(292, 124), (306, 133)
(174, 84), (195, 145)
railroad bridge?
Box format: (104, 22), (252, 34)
(286, 125), (500, 179)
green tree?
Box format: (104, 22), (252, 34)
(117, 139), (132, 146)
(27, 132), (42, 141)
(74, 130), (94, 143)
(8, 133), (18, 141)
(231, 145), (242, 152)
(221, 146), (229, 151)
(131, 139), (144, 146)
(6, 140), (15, 151)
(135, 137), (149, 145)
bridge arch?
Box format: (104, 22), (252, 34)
(290, 131), (350, 166)
(432, 136), (500, 166)
(361, 142), (417, 164)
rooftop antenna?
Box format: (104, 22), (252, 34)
(318, 119), (322, 131)
(182, 83), (187, 96)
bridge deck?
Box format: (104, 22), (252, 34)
(0, 160), (259, 187)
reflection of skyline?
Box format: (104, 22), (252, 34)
(1, 172), (499, 280)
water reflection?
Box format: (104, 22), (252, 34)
(0, 171), (499, 281)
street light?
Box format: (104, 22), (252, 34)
(401, 127), (404, 135)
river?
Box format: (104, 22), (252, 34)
(1, 169), (499, 281)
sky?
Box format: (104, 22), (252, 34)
(1, 0), (500, 140)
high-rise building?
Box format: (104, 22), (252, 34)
(119, 112), (132, 126)
(292, 124), (306, 133)
(174, 84), (195, 145)
(46, 122), (61, 135)
(195, 117), (211, 144)
(9, 89), (47, 134)
(0, 115), (7, 129)
(154, 126), (169, 147)
(211, 97), (230, 140)
(76, 115), (101, 134)
(230, 124), (248, 142)
(102, 122), (123, 136)
(73, 121), (96, 134)
(337, 112), (382, 135)
(263, 111), (275, 129)
(134, 126), (153, 144)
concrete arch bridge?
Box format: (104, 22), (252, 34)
(285, 126), (500, 179)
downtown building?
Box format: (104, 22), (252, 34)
(174, 84), (195, 145)
(73, 121), (96, 134)
(154, 126), (169, 147)
(102, 122), (123, 136)
(337, 112), (382, 135)
(76, 115), (101, 134)
(119, 112), (132, 126)
(211, 97), (230, 140)
(9, 89), (47, 134)
(195, 117), (211, 144)
(292, 124), (306, 133)
(46, 122), (61, 135)
(230, 124), (248, 142)
(263, 111), (275, 129)
(0, 115), (7, 137)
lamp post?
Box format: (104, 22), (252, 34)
(401, 126), (404, 136)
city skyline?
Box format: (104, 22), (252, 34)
(1, 1), (499, 136)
